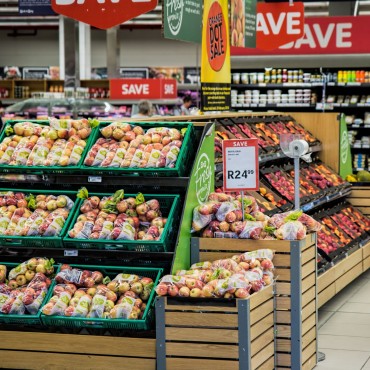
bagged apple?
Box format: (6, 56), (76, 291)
(297, 213), (322, 232)
(238, 249), (275, 262)
(55, 265), (102, 288)
(64, 293), (92, 317)
(192, 206), (214, 232)
(8, 257), (54, 280)
(44, 140), (67, 166)
(22, 272), (49, 314)
(239, 221), (264, 239)
(109, 296), (136, 319)
(42, 285), (74, 316)
(275, 221), (307, 240)
(1, 290), (25, 315)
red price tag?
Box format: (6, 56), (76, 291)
(222, 139), (259, 192)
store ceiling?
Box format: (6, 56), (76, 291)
(0, 1), (369, 29)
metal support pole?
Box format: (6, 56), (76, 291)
(237, 299), (251, 370)
(190, 238), (200, 265)
(79, 22), (91, 80)
(156, 297), (166, 370)
(106, 26), (120, 79)
(290, 242), (302, 370)
(294, 157), (300, 210)
(64, 17), (80, 89)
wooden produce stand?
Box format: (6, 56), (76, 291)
(156, 285), (274, 370)
(347, 186), (370, 217)
(189, 234), (318, 370)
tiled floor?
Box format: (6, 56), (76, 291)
(317, 269), (370, 369)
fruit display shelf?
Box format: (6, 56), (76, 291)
(63, 192), (180, 253)
(41, 264), (163, 331)
(190, 235), (318, 370)
(79, 121), (196, 178)
(156, 285), (274, 370)
(347, 185), (370, 217)
(0, 188), (79, 248)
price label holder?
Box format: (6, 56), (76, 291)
(222, 139), (259, 192)
(88, 176), (102, 183)
(64, 250), (78, 257)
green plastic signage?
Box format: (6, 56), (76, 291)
(339, 113), (352, 178)
(171, 124), (215, 273)
(163, 0), (202, 44)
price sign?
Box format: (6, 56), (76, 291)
(222, 139), (259, 192)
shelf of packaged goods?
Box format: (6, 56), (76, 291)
(353, 168), (370, 172)
(232, 103), (315, 109)
(347, 124), (370, 129)
(231, 83), (322, 88)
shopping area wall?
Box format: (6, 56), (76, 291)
(0, 28), (199, 67)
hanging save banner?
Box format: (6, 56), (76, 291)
(201, 0), (231, 112)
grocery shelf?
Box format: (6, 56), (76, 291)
(232, 103), (314, 108)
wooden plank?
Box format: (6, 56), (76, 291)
(0, 331), (156, 357)
(0, 350), (155, 370)
(276, 310), (290, 324)
(250, 284), (273, 310)
(251, 341), (274, 369)
(165, 312), (237, 328)
(303, 326), (317, 350)
(166, 358), (238, 370)
(318, 266), (336, 293)
(302, 286), (316, 307)
(302, 353), (318, 370)
(302, 246), (316, 265)
(276, 296), (291, 310)
(355, 206), (370, 216)
(251, 327), (274, 356)
(276, 327), (316, 353)
(302, 299), (316, 322)
(276, 352), (291, 367)
(336, 262), (363, 293)
(318, 283), (336, 309)
(349, 189), (370, 197)
(275, 282), (290, 295)
(250, 299), (274, 323)
(275, 268), (291, 281)
(276, 324), (291, 338)
(302, 259), (316, 279)
(272, 253), (290, 267)
(302, 340), (317, 364)
(348, 198), (370, 207)
(302, 313), (316, 335)
(165, 298), (238, 313)
(199, 252), (235, 262)
(364, 255), (370, 272)
(251, 313), (274, 341)
(256, 355), (274, 370)
(276, 337), (291, 353)
(166, 342), (238, 359)
(302, 272), (316, 294)
(363, 241), (370, 260)
(334, 248), (363, 279)
(165, 327), (238, 344)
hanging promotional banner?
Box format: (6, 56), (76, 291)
(339, 114), (352, 178)
(110, 78), (177, 99)
(51, 0), (158, 29)
(256, 2), (304, 50)
(201, 0), (231, 112)
(222, 139), (259, 192)
(230, 0), (257, 48)
(163, 0), (202, 43)
(232, 15), (370, 55)
(19, 0), (55, 15)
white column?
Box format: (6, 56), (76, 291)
(59, 16), (65, 80)
(79, 22), (91, 79)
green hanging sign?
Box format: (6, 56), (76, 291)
(171, 123), (215, 273)
(339, 113), (353, 178)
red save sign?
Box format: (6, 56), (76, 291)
(110, 79), (177, 99)
(51, 0), (157, 30)
(256, 2), (304, 50)
(222, 139), (259, 192)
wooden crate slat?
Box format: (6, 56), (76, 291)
(302, 353), (318, 370)
(318, 283), (336, 309)
(302, 340), (317, 364)
(251, 327), (274, 355)
(302, 259), (316, 279)
(276, 296), (291, 310)
(0, 331), (156, 357)
(276, 310), (290, 324)
(250, 284), (273, 310)
(334, 248), (363, 279)
(303, 327), (317, 350)
(302, 272), (316, 294)
(318, 267), (336, 293)
(273, 253), (290, 267)
(276, 324), (291, 338)
(302, 299), (317, 321)
(165, 327), (238, 344)
(336, 262), (363, 293)
(302, 246), (316, 265)
(256, 355), (275, 370)
(349, 188), (370, 197)
(275, 281), (290, 295)
(166, 357), (239, 370)
(276, 352), (291, 367)
(355, 206), (370, 216)
(302, 286), (316, 307)
(165, 311), (237, 328)
(250, 298), (274, 323)
(165, 300), (238, 313)
(275, 267), (291, 281)
(199, 252), (236, 262)
(0, 350), (155, 370)
(250, 313), (274, 341)
(251, 341), (275, 369)
(363, 241), (370, 260)
(166, 342), (238, 359)
(302, 313), (316, 335)
(347, 198), (370, 206)
(364, 255), (370, 271)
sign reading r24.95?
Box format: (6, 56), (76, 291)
(222, 139), (259, 192)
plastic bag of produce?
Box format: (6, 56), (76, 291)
(65, 294), (92, 317)
(236, 195), (259, 214)
(109, 296), (136, 319)
(38, 212), (65, 237)
(165, 145), (180, 167)
(68, 140), (86, 166)
(49, 117), (72, 130)
(239, 221), (264, 239)
(1, 291), (25, 314)
(216, 202), (239, 222)
(42, 284), (73, 316)
(211, 258), (239, 272)
(0, 144), (15, 164)
(8, 258), (54, 280)
(109, 222), (136, 240)
(100, 147), (119, 167)
(275, 221), (307, 240)
(238, 249), (275, 262)
(297, 213), (322, 232)
(44, 140), (67, 166)
(9, 141), (35, 166)
(22, 272), (49, 314)
(109, 147), (127, 168)
(192, 206), (213, 232)
(97, 221), (114, 239)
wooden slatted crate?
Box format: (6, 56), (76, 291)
(347, 186), (370, 216)
(187, 234), (318, 370)
(0, 331), (156, 369)
(156, 284), (274, 370)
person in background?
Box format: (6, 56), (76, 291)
(180, 95), (193, 116)
(131, 100), (153, 118)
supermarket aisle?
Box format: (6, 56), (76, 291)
(317, 269), (370, 369)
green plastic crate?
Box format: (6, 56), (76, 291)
(40, 264), (163, 330)
(0, 188), (79, 248)
(0, 119), (98, 175)
(79, 121), (195, 177)
(63, 192), (180, 252)
(0, 262), (59, 325)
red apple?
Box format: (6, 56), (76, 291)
(178, 286), (190, 297)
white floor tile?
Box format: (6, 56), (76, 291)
(319, 334), (370, 352)
(338, 302), (370, 314)
(319, 322), (370, 337)
(318, 310), (335, 328)
(314, 349), (370, 370)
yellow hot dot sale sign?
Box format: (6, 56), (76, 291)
(201, 0), (231, 112)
